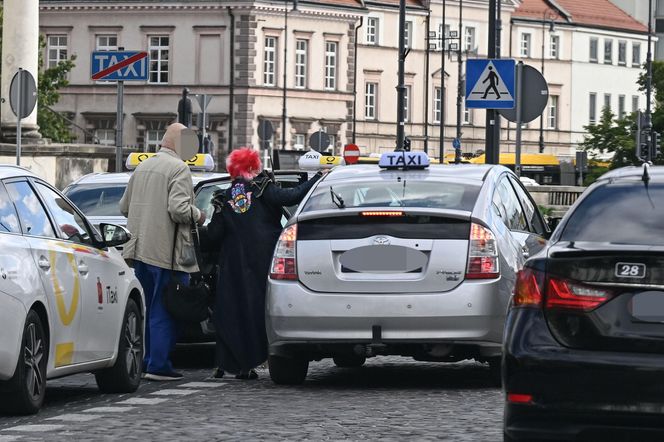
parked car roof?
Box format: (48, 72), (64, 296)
(598, 165), (664, 182)
(0, 165), (38, 180)
(68, 171), (229, 187)
(325, 163), (501, 183)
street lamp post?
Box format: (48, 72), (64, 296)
(455, 0), (463, 162)
(539, 10), (556, 153)
(282, 0), (298, 155)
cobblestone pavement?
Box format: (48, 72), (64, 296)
(0, 347), (503, 441)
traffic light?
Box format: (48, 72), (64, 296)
(404, 136), (411, 151)
(651, 132), (662, 161)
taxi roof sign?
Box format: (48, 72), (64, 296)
(379, 151), (430, 169)
(298, 151), (346, 170)
(126, 153), (215, 171)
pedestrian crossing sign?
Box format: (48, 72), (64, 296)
(465, 59), (515, 109)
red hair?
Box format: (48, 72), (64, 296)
(226, 147), (262, 180)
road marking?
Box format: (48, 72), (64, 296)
(179, 382), (226, 388)
(2, 424), (64, 432)
(46, 413), (101, 423)
(118, 397), (169, 405)
(83, 406), (136, 413)
(150, 389), (201, 396)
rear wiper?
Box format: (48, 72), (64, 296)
(329, 186), (345, 209)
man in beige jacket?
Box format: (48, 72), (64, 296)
(120, 123), (205, 381)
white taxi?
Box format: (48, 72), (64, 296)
(0, 165), (144, 415)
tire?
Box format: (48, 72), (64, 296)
(333, 354), (366, 368)
(0, 310), (48, 415)
(488, 357), (502, 388)
(268, 355), (308, 385)
(95, 299), (143, 393)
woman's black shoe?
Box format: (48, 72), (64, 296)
(235, 369), (258, 380)
(212, 367), (225, 379)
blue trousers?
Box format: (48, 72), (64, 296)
(133, 261), (188, 374)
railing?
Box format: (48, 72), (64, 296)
(42, 106), (101, 144)
(525, 185), (587, 217)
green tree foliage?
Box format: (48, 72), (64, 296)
(580, 106), (638, 169)
(0, 8), (77, 142)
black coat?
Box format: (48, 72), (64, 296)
(206, 173), (321, 373)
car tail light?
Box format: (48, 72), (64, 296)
(513, 267), (543, 307)
(466, 223), (499, 279)
(270, 224), (298, 281)
(545, 276), (612, 311)
(507, 393), (534, 405)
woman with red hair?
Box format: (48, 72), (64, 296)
(206, 147), (323, 379)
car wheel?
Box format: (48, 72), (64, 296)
(0, 310), (48, 415)
(488, 357), (502, 388)
(333, 355), (366, 368)
(95, 299), (143, 393)
(268, 355), (308, 385)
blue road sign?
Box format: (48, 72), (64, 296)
(91, 51), (149, 81)
(465, 59), (515, 109)
(452, 138), (461, 149)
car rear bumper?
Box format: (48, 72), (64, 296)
(266, 278), (506, 350)
(504, 308), (664, 440)
(0, 292), (26, 381)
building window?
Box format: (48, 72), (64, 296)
(148, 35), (169, 84)
(604, 39), (613, 64)
(463, 106), (473, 125)
(94, 129), (115, 146)
(632, 42), (641, 67)
(404, 21), (413, 48)
(295, 39), (308, 89)
(589, 93), (597, 124)
(403, 85), (411, 122)
(618, 41), (627, 66)
(604, 93), (611, 111)
(520, 33), (531, 57)
(327, 134), (336, 153)
(439, 23), (451, 50)
(434, 87), (442, 123)
(96, 35), (118, 51)
(263, 36), (277, 87)
(589, 38), (598, 63)
(47, 35), (68, 68)
(324, 41), (337, 91)
(366, 17), (379, 45)
(146, 129), (166, 152)
(365, 82), (377, 120)
(465, 26), (476, 52)
(547, 95), (558, 129)
(550, 35), (559, 59)
(632, 95), (640, 113)
(293, 133), (306, 150)
(618, 95), (626, 119)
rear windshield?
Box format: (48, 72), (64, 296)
(65, 184), (126, 217)
(301, 180), (480, 212)
(560, 182), (664, 245)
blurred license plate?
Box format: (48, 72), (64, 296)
(631, 292), (664, 323)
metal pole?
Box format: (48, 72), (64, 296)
(646, 0), (654, 161)
(116, 80), (124, 171)
(439, 0), (446, 163)
(539, 12), (546, 153)
(282, 0), (288, 151)
(201, 94), (207, 153)
(455, 0), (463, 146)
(485, 0), (498, 165)
(16, 69), (22, 167)
(424, 11), (431, 154)
(396, 0), (407, 151)
(515, 62), (523, 177)
(352, 18), (363, 145)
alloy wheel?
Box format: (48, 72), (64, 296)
(124, 312), (142, 380)
(23, 323), (44, 402)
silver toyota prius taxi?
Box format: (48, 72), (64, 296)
(265, 151), (550, 384)
(0, 165), (144, 415)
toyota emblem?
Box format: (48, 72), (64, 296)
(373, 236), (391, 245)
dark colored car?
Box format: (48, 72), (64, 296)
(503, 165), (664, 441)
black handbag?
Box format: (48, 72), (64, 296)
(163, 213), (211, 323)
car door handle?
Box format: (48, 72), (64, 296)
(38, 256), (51, 271)
(78, 261), (89, 276)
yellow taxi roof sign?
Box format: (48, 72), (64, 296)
(126, 153), (215, 171)
(469, 153), (559, 166)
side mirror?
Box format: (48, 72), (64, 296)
(100, 223), (131, 248)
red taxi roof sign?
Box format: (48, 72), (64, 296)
(343, 144), (361, 165)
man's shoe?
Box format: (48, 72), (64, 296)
(144, 371), (184, 381)
(211, 367), (225, 379)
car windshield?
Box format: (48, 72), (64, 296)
(560, 182), (664, 246)
(301, 179), (481, 212)
(65, 184), (126, 217)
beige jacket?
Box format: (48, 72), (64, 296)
(119, 148), (202, 273)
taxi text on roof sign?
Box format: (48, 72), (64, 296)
(379, 151), (430, 169)
(126, 153), (215, 171)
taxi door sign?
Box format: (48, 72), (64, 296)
(126, 152), (215, 171)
